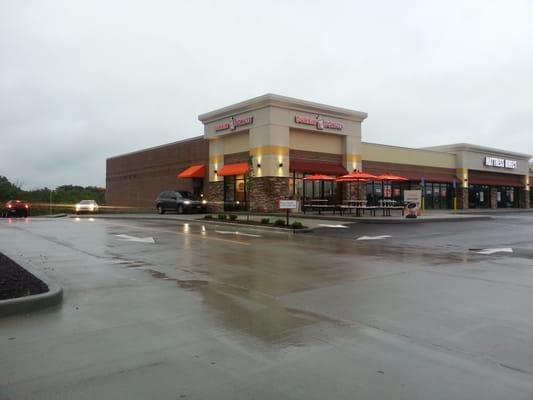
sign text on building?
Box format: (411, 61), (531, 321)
(294, 115), (343, 131)
(484, 156), (517, 169)
(215, 116), (254, 132)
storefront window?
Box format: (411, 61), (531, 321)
(224, 175), (247, 211)
(292, 172), (340, 202)
(367, 182), (411, 205)
(421, 183), (452, 209)
(497, 186), (517, 208)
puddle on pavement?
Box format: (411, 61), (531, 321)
(110, 257), (335, 349)
(177, 279), (209, 289)
(173, 277), (350, 349)
(146, 269), (170, 279)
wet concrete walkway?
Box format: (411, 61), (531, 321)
(1, 215), (533, 399)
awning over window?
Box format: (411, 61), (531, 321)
(177, 164), (205, 179)
(217, 162), (250, 176)
(290, 160), (347, 176)
(468, 171), (524, 187)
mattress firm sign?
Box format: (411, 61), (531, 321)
(294, 115), (343, 131)
(484, 156), (517, 169)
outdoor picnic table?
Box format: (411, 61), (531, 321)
(303, 199), (337, 215)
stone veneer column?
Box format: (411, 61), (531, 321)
(456, 188), (469, 209)
(249, 177), (290, 213)
(519, 188), (530, 209)
(522, 175), (531, 209)
(490, 187), (498, 209)
(206, 181), (224, 213)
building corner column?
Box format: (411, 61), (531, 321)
(519, 188), (530, 209)
(455, 168), (469, 209)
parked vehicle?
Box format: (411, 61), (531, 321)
(2, 200), (29, 217)
(155, 191), (207, 214)
(75, 200), (99, 214)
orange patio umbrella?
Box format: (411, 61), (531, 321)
(375, 174), (408, 182)
(335, 172), (378, 182)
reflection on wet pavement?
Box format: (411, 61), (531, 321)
(2, 215), (533, 399)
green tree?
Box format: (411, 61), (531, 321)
(0, 176), (22, 202)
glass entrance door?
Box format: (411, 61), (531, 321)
(224, 175), (247, 211)
(497, 186), (517, 208)
(469, 185), (491, 208)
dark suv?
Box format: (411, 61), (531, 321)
(155, 191), (207, 214)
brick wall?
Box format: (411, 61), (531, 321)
(290, 149), (343, 164)
(106, 137), (209, 210)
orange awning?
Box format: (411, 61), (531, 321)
(177, 164), (205, 179)
(217, 162), (249, 177)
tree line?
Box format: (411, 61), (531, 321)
(0, 176), (105, 214)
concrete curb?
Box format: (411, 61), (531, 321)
(245, 213), (494, 224)
(196, 219), (313, 233)
(68, 212), (493, 225)
(70, 214), (313, 233)
(350, 216), (493, 224)
(0, 257), (63, 319)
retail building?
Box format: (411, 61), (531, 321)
(106, 94), (531, 211)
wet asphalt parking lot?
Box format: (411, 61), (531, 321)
(1, 214), (533, 399)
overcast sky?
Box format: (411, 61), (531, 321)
(1, 0), (532, 189)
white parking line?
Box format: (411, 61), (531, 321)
(215, 230), (262, 238)
(318, 224), (349, 228)
(115, 234), (155, 243)
(356, 235), (392, 241)
(475, 248), (513, 255)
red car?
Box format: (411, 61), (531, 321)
(2, 200), (30, 218)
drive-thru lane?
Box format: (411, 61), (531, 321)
(1, 215), (533, 400)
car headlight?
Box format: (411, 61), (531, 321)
(184, 200), (191, 205)
(89, 206), (94, 211)
(75, 205), (80, 211)
(202, 200), (207, 204)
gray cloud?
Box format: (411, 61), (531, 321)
(1, 0), (532, 188)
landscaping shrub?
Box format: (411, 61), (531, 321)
(291, 221), (305, 229)
(204, 215), (213, 219)
(260, 217), (270, 224)
(274, 219), (285, 226)
(229, 214), (238, 221)
(217, 214), (227, 220)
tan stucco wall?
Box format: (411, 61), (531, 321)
(361, 143), (456, 169)
(201, 95), (366, 181)
(289, 129), (344, 154)
(222, 132), (249, 154)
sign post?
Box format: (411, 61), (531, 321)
(279, 199), (298, 226)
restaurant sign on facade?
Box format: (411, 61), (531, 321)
(294, 115), (343, 131)
(215, 116), (254, 132)
(484, 156), (517, 169)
